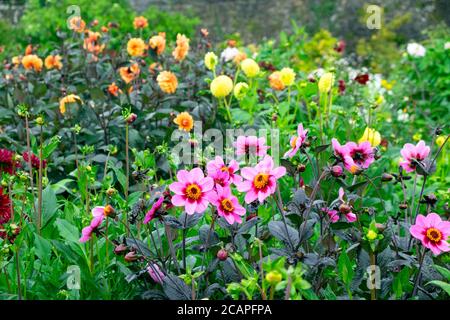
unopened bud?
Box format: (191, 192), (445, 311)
(339, 203), (352, 214)
(297, 164), (306, 173)
(104, 205), (115, 217)
(114, 244), (128, 255)
(106, 188), (116, 197)
(381, 173), (394, 182)
(399, 203), (408, 210)
(126, 113), (137, 124)
(217, 249), (228, 261)
(331, 165), (343, 177)
(124, 251), (138, 262)
(36, 116), (44, 126)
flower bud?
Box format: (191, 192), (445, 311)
(399, 203), (408, 210)
(271, 113), (278, 122)
(217, 249), (228, 261)
(297, 164), (306, 173)
(106, 188), (116, 197)
(126, 113), (137, 124)
(331, 165), (343, 177)
(114, 244), (128, 255)
(265, 271), (282, 285)
(339, 203), (352, 214)
(124, 251), (138, 262)
(36, 116), (44, 126)
(381, 173), (394, 182)
(366, 229), (377, 241)
(104, 205), (115, 217)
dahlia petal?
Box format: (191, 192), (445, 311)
(171, 194), (186, 206)
(272, 166), (286, 178)
(185, 201), (197, 215)
(244, 189), (258, 204)
(176, 170), (190, 183)
(189, 167), (204, 181)
(92, 206), (105, 218)
(237, 180), (252, 192)
(195, 199), (209, 214)
(241, 167), (257, 180)
(345, 212), (357, 222)
(169, 182), (186, 195)
(426, 213), (442, 228)
(409, 225), (425, 240)
(199, 176), (214, 191)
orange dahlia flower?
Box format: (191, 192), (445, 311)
(22, 55), (43, 72)
(108, 82), (122, 96)
(69, 16), (86, 33)
(45, 55), (63, 70)
(157, 71), (178, 94)
(174, 112), (194, 132)
(133, 16), (148, 29)
(83, 31), (105, 55)
(119, 63), (140, 84)
(269, 71), (285, 91)
(149, 33), (166, 55)
(127, 38), (146, 57)
(172, 34), (189, 62)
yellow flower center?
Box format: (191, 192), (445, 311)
(291, 136), (298, 148)
(221, 198), (234, 213)
(185, 183), (201, 200)
(220, 166), (230, 173)
(426, 227), (442, 243)
(253, 173), (269, 190)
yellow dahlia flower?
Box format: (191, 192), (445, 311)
(22, 54), (43, 72)
(358, 127), (381, 147)
(233, 82), (249, 100)
(241, 58), (260, 78)
(174, 112), (194, 132)
(45, 55), (63, 70)
(318, 72), (334, 93)
(210, 75), (233, 98)
(279, 67), (296, 86)
(204, 52), (218, 71)
(269, 71), (285, 91)
(59, 94), (81, 114)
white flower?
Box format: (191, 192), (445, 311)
(397, 109), (409, 122)
(220, 47), (239, 62)
(307, 68), (325, 81)
(406, 43), (426, 57)
(445, 42), (450, 50)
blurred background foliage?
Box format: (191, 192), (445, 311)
(0, 0), (448, 73)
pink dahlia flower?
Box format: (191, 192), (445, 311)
(209, 185), (246, 224)
(80, 214), (104, 243)
(331, 138), (359, 173)
(169, 168), (214, 215)
(147, 263), (165, 284)
(346, 141), (375, 169)
(143, 196), (164, 224)
(206, 156), (242, 187)
(409, 213), (450, 255)
(322, 207), (339, 223)
(237, 155), (286, 203)
(284, 123), (308, 158)
(235, 136), (270, 157)
(399, 140), (431, 173)
(337, 188), (357, 222)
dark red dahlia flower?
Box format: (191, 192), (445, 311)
(0, 187), (11, 225)
(23, 151), (47, 170)
(354, 74), (369, 85)
(334, 40), (346, 53)
(338, 79), (346, 94)
(0, 149), (20, 175)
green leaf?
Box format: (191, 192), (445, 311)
(434, 265), (450, 281)
(338, 250), (354, 286)
(55, 218), (80, 243)
(34, 233), (52, 263)
(427, 280), (450, 296)
(41, 186), (59, 227)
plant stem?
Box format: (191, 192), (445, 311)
(125, 123), (130, 234)
(411, 246), (426, 297)
(37, 125), (43, 234)
(182, 213), (188, 271)
(15, 245), (21, 300)
(24, 115), (37, 218)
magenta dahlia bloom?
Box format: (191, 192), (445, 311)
(399, 140), (431, 173)
(284, 123), (308, 158)
(143, 196), (164, 224)
(0, 187), (11, 225)
(207, 156), (241, 187)
(0, 149), (20, 175)
(209, 185), (246, 224)
(338, 188), (357, 222)
(148, 264), (165, 284)
(410, 213), (450, 255)
(235, 136), (270, 157)
(169, 168), (214, 215)
(321, 207), (339, 223)
(331, 138), (359, 173)
(237, 155), (286, 203)
(23, 151), (47, 170)
(79, 215), (104, 243)
(346, 141), (375, 169)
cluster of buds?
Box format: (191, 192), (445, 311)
(17, 104), (29, 118)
